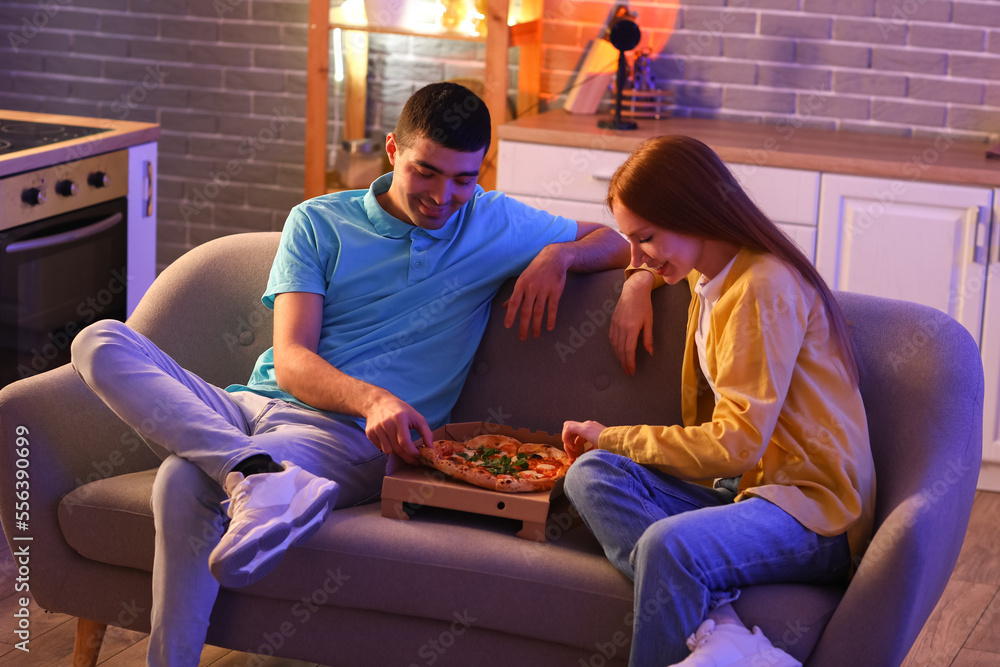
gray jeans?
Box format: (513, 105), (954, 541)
(71, 319), (388, 667)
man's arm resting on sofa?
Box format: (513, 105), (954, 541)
(504, 222), (630, 340)
(271, 291), (431, 465)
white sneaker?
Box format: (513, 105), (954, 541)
(670, 619), (802, 667)
(208, 461), (338, 588)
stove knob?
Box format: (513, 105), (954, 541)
(88, 171), (110, 188)
(56, 180), (78, 197)
(21, 187), (45, 206)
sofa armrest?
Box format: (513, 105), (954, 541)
(0, 364), (160, 610)
(806, 293), (984, 667)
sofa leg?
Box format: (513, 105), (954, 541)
(73, 617), (107, 667)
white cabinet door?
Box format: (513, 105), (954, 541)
(981, 191), (1000, 472)
(776, 223), (817, 263)
(727, 163), (820, 226)
(728, 164), (820, 262)
(816, 173), (993, 346)
(497, 141), (627, 204)
(505, 194), (617, 229)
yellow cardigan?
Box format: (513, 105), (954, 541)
(599, 248), (876, 562)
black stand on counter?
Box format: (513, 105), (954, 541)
(598, 15), (642, 132)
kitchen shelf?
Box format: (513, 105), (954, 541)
(305, 0), (543, 198)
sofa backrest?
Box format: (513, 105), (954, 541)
(131, 233), (984, 516)
(127, 232), (279, 389)
(452, 271), (691, 435)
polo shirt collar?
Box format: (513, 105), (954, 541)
(364, 173), (414, 239)
(362, 173), (466, 241)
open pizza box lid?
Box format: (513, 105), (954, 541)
(382, 421), (568, 542)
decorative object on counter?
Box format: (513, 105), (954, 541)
(603, 87), (674, 121)
(361, 0), (442, 30)
(334, 138), (385, 188)
(988, 143), (1000, 160)
(630, 48), (655, 91)
(439, 0), (465, 30)
(362, 0), (406, 27)
(563, 39), (620, 115)
(468, 0), (486, 35)
(564, 3), (635, 116)
(597, 6), (642, 131)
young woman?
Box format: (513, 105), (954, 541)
(561, 136), (876, 667)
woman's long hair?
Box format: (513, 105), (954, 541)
(608, 135), (859, 385)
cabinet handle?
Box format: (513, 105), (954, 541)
(591, 174), (614, 182)
(144, 160), (154, 218)
(992, 212), (999, 265)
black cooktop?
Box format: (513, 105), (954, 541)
(0, 118), (111, 156)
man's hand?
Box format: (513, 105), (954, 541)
(503, 222), (629, 341)
(562, 420), (606, 460)
(274, 293), (434, 465)
(610, 270), (656, 375)
(503, 244), (568, 340)
(363, 390), (434, 466)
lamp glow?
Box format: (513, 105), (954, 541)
(333, 27), (345, 83)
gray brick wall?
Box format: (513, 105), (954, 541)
(0, 0), (486, 271)
(0, 0), (319, 270)
(543, 0), (1000, 144)
(2, 0), (999, 271)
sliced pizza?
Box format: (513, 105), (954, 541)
(417, 436), (572, 493)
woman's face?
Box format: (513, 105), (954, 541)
(613, 203), (704, 285)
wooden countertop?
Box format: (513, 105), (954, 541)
(499, 110), (1000, 188)
(0, 111), (160, 177)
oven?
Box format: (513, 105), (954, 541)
(0, 115), (157, 387)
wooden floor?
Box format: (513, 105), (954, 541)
(2, 492), (999, 666)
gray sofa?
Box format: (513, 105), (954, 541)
(0, 231), (983, 667)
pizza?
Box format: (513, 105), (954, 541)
(416, 434), (572, 493)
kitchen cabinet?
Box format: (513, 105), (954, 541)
(728, 163), (819, 262)
(980, 190), (1000, 486)
(497, 141), (821, 261)
(496, 142), (622, 228)
(816, 174), (993, 347)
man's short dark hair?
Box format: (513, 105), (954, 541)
(394, 82), (491, 155)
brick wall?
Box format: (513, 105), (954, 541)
(541, 0), (1000, 140)
(0, 0), (320, 270)
(1, 0), (999, 271)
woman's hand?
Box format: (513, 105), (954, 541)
(562, 420), (606, 460)
(611, 270), (656, 375)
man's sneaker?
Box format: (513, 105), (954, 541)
(670, 619), (802, 667)
(209, 461), (339, 588)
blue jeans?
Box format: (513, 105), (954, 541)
(564, 449), (850, 666)
(71, 320), (388, 667)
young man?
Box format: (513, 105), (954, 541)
(71, 82), (628, 666)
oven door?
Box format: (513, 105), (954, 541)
(0, 198), (128, 386)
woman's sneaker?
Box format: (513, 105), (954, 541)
(671, 619), (802, 667)
(209, 461), (338, 588)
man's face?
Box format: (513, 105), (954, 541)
(381, 132), (485, 230)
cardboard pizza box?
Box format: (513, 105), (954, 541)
(381, 421), (568, 542)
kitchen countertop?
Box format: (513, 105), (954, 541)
(498, 110), (1000, 188)
(0, 110), (160, 177)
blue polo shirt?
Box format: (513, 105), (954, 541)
(227, 173), (577, 429)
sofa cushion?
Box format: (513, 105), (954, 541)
(60, 469), (638, 653)
(59, 468), (842, 660)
